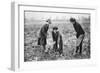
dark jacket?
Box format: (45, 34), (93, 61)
(52, 31), (59, 43)
(73, 22), (85, 38)
(38, 24), (49, 45)
(52, 31), (63, 53)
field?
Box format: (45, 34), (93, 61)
(24, 18), (90, 62)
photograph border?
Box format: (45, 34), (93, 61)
(11, 2), (97, 71)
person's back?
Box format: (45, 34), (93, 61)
(73, 22), (85, 38)
(39, 24), (49, 38)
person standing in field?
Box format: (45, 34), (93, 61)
(52, 27), (63, 55)
(69, 18), (85, 55)
(38, 19), (51, 51)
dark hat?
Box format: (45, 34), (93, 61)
(69, 18), (76, 22)
(46, 19), (51, 22)
(53, 27), (58, 30)
(46, 19), (51, 24)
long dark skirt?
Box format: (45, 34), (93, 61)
(38, 37), (46, 50)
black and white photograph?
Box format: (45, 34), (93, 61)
(24, 11), (90, 62)
(10, 2), (97, 71)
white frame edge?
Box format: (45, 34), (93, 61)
(11, 1), (97, 71)
(11, 2), (19, 71)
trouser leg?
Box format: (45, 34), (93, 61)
(78, 35), (84, 55)
(75, 34), (80, 54)
(59, 49), (62, 55)
(43, 45), (46, 50)
(79, 42), (82, 55)
(76, 46), (79, 53)
(53, 42), (58, 52)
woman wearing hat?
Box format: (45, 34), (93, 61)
(38, 19), (51, 51)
